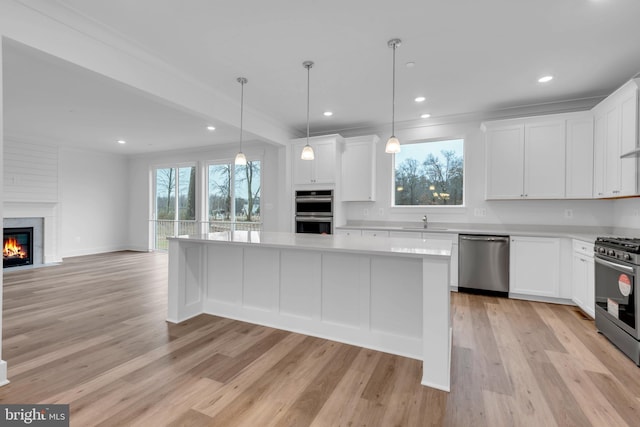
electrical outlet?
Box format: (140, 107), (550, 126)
(564, 209), (573, 219)
(378, 208), (384, 216)
(633, 209), (640, 217)
(474, 208), (487, 217)
(363, 208), (369, 217)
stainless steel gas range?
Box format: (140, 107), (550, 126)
(594, 237), (640, 365)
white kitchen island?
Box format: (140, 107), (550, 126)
(167, 231), (452, 391)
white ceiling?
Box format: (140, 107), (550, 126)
(4, 0), (640, 154)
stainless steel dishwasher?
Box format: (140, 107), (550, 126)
(458, 234), (510, 297)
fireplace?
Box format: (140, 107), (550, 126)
(3, 227), (34, 268)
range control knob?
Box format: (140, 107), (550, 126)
(599, 247), (606, 254)
(607, 249), (615, 257)
(624, 253), (632, 261)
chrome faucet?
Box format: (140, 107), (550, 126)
(422, 215), (428, 229)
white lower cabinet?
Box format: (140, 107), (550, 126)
(571, 240), (595, 318)
(509, 236), (561, 298)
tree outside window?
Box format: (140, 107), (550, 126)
(394, 139), (464, 206)
(208, 161), (261, 227)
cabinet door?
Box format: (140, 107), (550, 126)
(566, 117), (594, 199)
(585, 257), (595, 318)
(593, 113), (607, 198)
(341, 138), (376, 201)
(619, 91), (638, 196)
(292, 143), (314, 184)
(485, 124), (525, 199)
(572, 252), (587, 310)
(524, 120), (566, 198)
(604, 105), (621, 196)
(292, 139), (336, 185)
(510, 236), (560, 298)
(313, 141), (336, 184)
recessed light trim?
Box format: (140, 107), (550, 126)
(538, 75), (554, 83)
(414, 96), (426, 103)
(323, 111), (333, 117)
(207, 125), (216, 131)
(420, 113), (431, 119)
(117, 140), (126, 144)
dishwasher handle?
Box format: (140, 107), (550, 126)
(459, 235), (509, 242)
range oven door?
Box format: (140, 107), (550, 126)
(295, 216), (333, 235)
(595, 255), (639, 339)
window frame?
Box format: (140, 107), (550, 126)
(389, 137), (467, 213)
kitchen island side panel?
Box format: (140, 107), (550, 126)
(167, 233), (451, 391)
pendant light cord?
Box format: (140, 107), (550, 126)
(391, 42), (396, 137)
(306, 63), (311, 144)
(239, 79), (245, 152)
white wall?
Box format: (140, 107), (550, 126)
(343, 121), (615, 227)
(127, 141), (283, 250)
(59, 147), (129, 257)
(612, 198), (640, 232)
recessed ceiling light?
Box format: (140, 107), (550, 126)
(406, 62), (416, 68)
(538, 75), (554, 83)
(414, 96), (426, 103)
(117, 140), (126, 144)
(207, 125), (216, 131)
(323, 111), (333, 117)
(421, 113), (431, 119)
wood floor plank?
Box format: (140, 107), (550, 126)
(1, 252), (640, 426)
(546, 351), (630, 427)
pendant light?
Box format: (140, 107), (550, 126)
(385, 38), (401, 154)
(235, 77), (248, 165)
(301, 61), (315, 160)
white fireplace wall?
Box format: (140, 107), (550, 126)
(3, 139), (130, 260)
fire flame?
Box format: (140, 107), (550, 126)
(3, 237), (27, 259)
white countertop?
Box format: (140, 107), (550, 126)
(169, 231), (452, 258)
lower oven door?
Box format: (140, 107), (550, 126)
(595, 256), (639, 339)
(295, 216), (333, 235)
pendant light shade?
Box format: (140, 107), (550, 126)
(302, 61), (315, 160)
(385, 38), (401, 154)
(235, 77), (248, 165)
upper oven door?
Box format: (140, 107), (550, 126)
(295, 190), (333, 216)
(595, 255), (639, 339)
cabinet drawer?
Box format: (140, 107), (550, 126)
(572, 239), (594, 257)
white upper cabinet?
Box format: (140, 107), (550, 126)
(340, 135), (378, 201)
(524, 118), (566, 199)
(484, 114), (574, 200)
(566, 116), (595, 199)
(592, 79), (639, 198)
(484, 123), (525, 199)
(292, 135), (342, 185)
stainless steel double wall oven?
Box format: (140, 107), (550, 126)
(294, 190), (333, 234)
(594, 237), (640, 365)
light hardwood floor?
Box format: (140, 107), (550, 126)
(1, 251), (639, 426)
